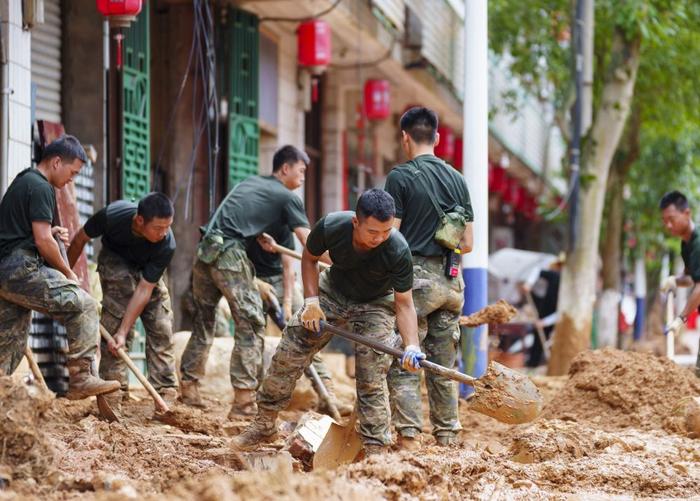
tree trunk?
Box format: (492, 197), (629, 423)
(547, 30), (641, 376)
(597, 109), (641, 348)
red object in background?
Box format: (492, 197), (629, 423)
(515, 187), (529, 213)
(96, 0), (142, 27)
(688, 310), (698, 329)
(453, 138), (463, 170)
(298, 20), (332, 71)
(363, 79), (390, 120)
(502, 177), (522, 207)
(490, 165), (507, 194)
(435, 125), (455, 160)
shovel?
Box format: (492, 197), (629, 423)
(54, 236), (119, 421)
(320, 321), (542, 425)
(664, 290), (676, 359)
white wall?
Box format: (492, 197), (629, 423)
(1, 0), (32, 187)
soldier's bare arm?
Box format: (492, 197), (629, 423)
(281, 253), (295, 320)
(301, 246), (322, 299)
(108, 277), (156, 355)
(394, 289), (420, 348)
(680, 283), (700, 320)
(67, 227), (91, 268)
(33, 220), (78, 281)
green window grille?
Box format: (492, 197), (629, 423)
(121, 2), (151, 202)
(226, 8), (259, 189)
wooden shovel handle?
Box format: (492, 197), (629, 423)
(24, 345), (52, 394)
(262, 233), (330, 270)
(320, 321), (476, 386)
(99, 325), (169, 413)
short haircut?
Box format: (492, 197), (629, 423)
(356, 188), (395, 222)
(41, 135), (88, 164)
(272, 145), (310, 172)
(138, 192), (174, 222)
(400, 107), (439, 145)
(659, 191), (689, 211)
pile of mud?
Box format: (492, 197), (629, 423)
(461, 299), (516, 327)
(542, 348), (700, 433)
(0, 376), (54, 480)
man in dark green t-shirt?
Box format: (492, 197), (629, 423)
(234, 189), (425, 456)
(659, 190), (700, 377)
(180, 145), (318, 417)
(0, 135), (119, 399)
(68, 193), (178, 410)
(384, 107), (473, 449)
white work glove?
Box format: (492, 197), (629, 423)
(666, 316), (685, 336)
(300, 296), (326, 334)
(401, 345), (426, 372)
(661, 276), (677, 293)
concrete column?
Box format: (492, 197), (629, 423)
(461, 0), (489, 392)
(321, 70), (344, 214)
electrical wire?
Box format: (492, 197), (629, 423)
(259, 0), (343, 23)
(329, 38), (396, 69)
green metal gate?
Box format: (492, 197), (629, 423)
(121, 5), (150, 378)
(226, 8), (259, 189)
(122, 2), (151, 201)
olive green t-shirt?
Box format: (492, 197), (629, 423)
(681, 227), (700, 282)
(207, 175), (309, 243)
(384, 154), (473, 257)
(0, 168), (56, 260)
(246, 226), (295, 278)
(84, 201), (176, 283)
(305, 211), (413, 302)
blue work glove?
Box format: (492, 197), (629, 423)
(401, 345), (426, 372)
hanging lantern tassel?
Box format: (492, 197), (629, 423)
(114, 32), (123, 71)
(311, 77), (319, 103)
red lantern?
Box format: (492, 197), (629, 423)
(96, 0), (142, 28)
(453, 138), (463, 171)
(298, 20), (332, 73)
(363, 79), (390, 121)
(435, 125), (455, 160)
(490, 165), (507, 194)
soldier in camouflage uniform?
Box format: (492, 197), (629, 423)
(234, 189), (425, 455)
(249, 227), (352, 416)
(384, 107), (474, 449)
(179, 145), (323, 417)
(68, 192), (178, 411)
(0, 136), (119, 399)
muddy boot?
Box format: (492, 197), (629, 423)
(231, 410), (278, 451)
(363, 444), (388, 457)
(316, 378), (354, 417)
(65, 358), (121, 400)
(180, 380), (205, 408)
(159, 387), (179, 407)
(396, 434), (422, 452)
(228, 388), (258, 418)
(435, 434), (456, 447)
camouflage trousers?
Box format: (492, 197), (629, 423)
(388, 255), (463, 439)
(258, 271), (400, 445)
(0, 248), (97, 375)
(260, 273), (331, 381)
(180, 241), (266, 390)
(97, 248), (177, 391)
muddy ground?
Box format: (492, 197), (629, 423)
(1, 346), (699, 500)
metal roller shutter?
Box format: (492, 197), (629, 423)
(31, 0), (62, 123)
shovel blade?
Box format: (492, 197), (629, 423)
(469, 362), (542, 424)
(312, 412), (363, 471)
(96, 394), (119, 422)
